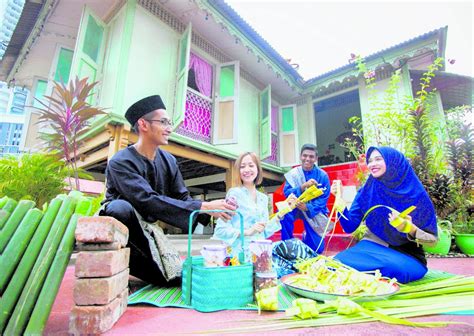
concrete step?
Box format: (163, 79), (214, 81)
(168, 234), (216, 257)
(71, 232), (353, 264)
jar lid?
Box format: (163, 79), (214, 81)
(202, 245), (226, 251)
(255, 271), (277, 278)
(250, 239), (272, 245)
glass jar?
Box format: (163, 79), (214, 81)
(254, 271), (278, 292)
(201, 244), (227, 267)
(249, 239), (273, 273)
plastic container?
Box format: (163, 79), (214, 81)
(249, 239), (273, 273)
(254, 271), (278, 292)
(200, 244), (227, 267)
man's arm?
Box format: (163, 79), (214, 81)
(305, 170), (331, 217)
(283, 180), (303, 198)
(107, 159), (201, 226)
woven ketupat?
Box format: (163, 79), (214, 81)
(128, 270), (465, 312)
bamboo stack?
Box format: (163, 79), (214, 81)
(0, 193), (92, 335)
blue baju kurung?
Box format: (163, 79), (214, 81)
(335, 146), (438, 283)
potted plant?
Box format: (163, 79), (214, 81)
(450, 203), (474, 256)
(445, 119), (474, 255)
(423, 220), (452, 255)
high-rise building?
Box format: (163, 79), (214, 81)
(0, 0), (28, 156)
(1, 0), (25, 59)
(0, 82), (29, 155)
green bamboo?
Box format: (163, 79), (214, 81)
(0, 200), (36, 252)
(0, 208), (43, 292)
(4, 195), (77, 335)
(0, 196), (8, 208)
(0, 198), (17, 212)
(0, 198), (18, 229)
(74, 197), (93, 216)
(25, 214), (80, 335)
(0, 197), (62, 333)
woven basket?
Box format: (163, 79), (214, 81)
(182, 210), (254, 312)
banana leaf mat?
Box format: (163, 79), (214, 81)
(128, 269), (473, 314)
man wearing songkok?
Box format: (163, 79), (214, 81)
(101, 95), (235, 286)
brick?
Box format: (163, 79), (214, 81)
(75, 216), (129, 245)
(76, 242), (124, 251)
(74, 269), (129, 306)
(69, 288), (128, 335)
(75, 248), (130, 278)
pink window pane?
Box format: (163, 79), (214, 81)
(271, 105), (278, 132)
(176, 89), (212, 143)
(263, 133), (279, 165)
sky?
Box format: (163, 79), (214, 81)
(226, 0), (473, 80)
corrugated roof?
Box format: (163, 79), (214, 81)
(304, 26), (448, 86)
(0, 1), (45, 81)
(210, 1), (449, 87)
(1, 0), (452, 90)
(208, 0), (304, 84)
(410, 70), (473, 110)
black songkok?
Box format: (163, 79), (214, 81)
(125, 95), (166, 126)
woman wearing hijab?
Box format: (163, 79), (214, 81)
(331, 146), (438, 283)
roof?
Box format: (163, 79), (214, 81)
(304, 26), (448, 87)
(207, 0), (304, 84)
(207, 2), (449, 87)
(1, 1), (453, 90)
(410, 70), (473, 110)
(0, 1), (46, 82)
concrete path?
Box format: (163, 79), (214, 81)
(43, 257), (474, 335)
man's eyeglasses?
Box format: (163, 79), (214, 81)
(144, 118), (174, 128)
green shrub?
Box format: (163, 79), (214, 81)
(0, 153), (69, 207)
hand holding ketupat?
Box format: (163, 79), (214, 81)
(330, 180), (346, 214)
(273, 185), (324, 219)
(388, 206), (416, 234)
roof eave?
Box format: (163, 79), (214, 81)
(0, 0), (56, 84)
(304, 26), (449, 88)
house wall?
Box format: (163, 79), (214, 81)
(357, 69), (414, 148)
(122, 6), (178, 115)
(99, 6), (126, 113)
(100, 4), (274, 161)
(296, 100), (316, 150)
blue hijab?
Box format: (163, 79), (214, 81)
(355, 146), (437, 246)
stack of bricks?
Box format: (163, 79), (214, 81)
(69, 217), (130, 335)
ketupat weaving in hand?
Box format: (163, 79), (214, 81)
(274, 185), (324, 218)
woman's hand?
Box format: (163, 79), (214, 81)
(244, 222), (266, 236)
(201, 199), (236, 221)
(330, 180), (342, 196)
(388, 211), (416, 235)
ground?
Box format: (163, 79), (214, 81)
(43, 257), (473, 335)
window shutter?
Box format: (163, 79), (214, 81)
(46, 46), (73, 97)
(212, 61), (239, 144)
(173, 23), (192, 130)
(70, 6), (106, 104)
(259, 85), (271, 159)
(279, 104), (299, 166)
